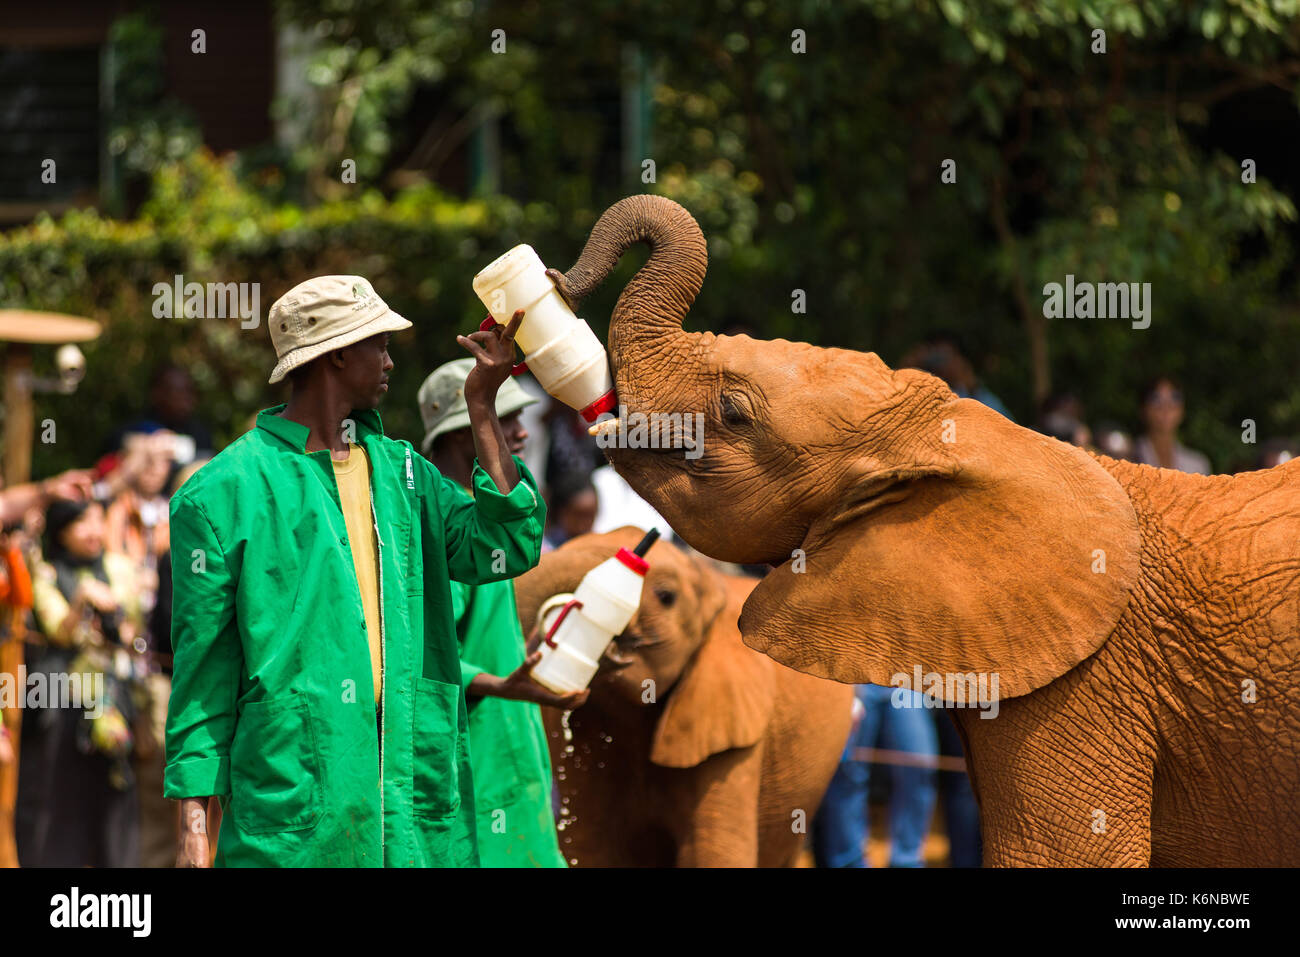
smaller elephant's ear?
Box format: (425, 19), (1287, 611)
(650, 566), (776, 768)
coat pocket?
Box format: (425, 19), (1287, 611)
(411, 677), (462, 818)
(230, 692), (323, 834)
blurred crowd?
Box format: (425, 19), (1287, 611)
(0, 364), (213, 867)
(0, 336), (1293, 869)
(1038, 378), (1297, 472)
(902, 333), (1296, 473)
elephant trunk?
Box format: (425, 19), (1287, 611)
(561, 195), (708, 387)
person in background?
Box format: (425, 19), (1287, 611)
(590, 464), (671, 542)
(812, 684), (938, 868)
(419, 357), (586, 867)
(16, 499), (144, 867)
(103, 432), (174, 616)
(1038, 391), (1091, 448)
(544, 404), (605, 495)
(1134, 376), (1211, 474)
(513, 375), (552, 499)
(101, 432), (182, 868)
(1093, 421), (1136, 462)
(0, 470), (96, 794)
(0, 527), (34, 770)
(930, 711), (982, 867)
(544, 473), (599, 552)
(0, 469), (95, 528)
(103, 364), (214, 473)
(1254, 438), (1298, 471)
(900, 334), (1013, 421)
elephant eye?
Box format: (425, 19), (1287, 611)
(654, 588), (677, 608)
(720, 392), (752, 427)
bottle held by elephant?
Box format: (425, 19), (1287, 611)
(531, 530), (660, 694)
(472, 244), (617, 422)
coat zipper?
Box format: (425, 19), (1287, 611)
(369, 481), (387, 862)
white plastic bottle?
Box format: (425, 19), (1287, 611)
(530, 530), (660, 694)
(472, 244), (618, 422)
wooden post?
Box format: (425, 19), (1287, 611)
(0, 343), (33, 868)
(3, 344), (33, 484)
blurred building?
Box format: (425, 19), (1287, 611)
(0, 1), (274, 224)
(0, 3), (655, 224)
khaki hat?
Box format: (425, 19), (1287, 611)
(418, 358), (537, 455)
(267, 275), (412, 384)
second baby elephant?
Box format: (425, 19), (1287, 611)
(513, 528), (854, 867)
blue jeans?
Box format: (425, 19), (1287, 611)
(933, 710), (983, 867)
(813, 684), (938, 868)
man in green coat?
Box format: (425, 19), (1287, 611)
(419, 359), (587, 867)
(165, 276), (545, 867)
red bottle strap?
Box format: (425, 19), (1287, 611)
(543, 598), (584, 649)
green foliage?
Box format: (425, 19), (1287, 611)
(599, 0), (1300, 470)
(103, 10), (203, 212)
(6, 0), (1300, 476)
(0, 151), (553, 475)
(276, 0), (494, 194)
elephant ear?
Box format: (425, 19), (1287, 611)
(651, 567), (776, 768)
(739, 397), (1141, 701)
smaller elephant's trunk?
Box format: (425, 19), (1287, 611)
(560, 195), (708, 380)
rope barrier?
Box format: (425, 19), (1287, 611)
(850, 746), (969, 772)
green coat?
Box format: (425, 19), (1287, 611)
(450, 482), (566, 868)
(164, 404), (545, 867)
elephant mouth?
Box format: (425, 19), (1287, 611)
(602, 629), (666, 670)
(602, 646), (636, 669)
(602, 630), (639, 669)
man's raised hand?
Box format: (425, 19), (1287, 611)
(457, 309), (524, 405)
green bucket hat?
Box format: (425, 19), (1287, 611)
(417, 357), (538, 455)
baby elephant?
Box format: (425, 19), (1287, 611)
(514, 527), (853, 867)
